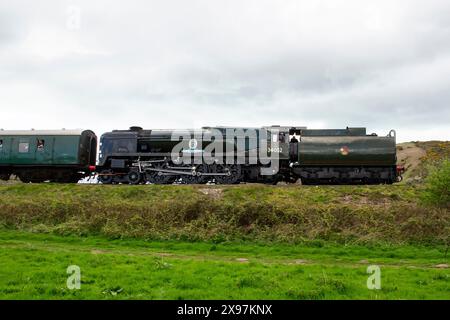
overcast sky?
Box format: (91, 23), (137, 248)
(1, 0), (449, 142)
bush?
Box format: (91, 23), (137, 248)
(422, 159), (450, 207)
(0, 183), (449, 244)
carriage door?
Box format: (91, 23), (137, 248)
(0, 137), (11, 164)
(35, 136), (53, 164)
(16, 138), (35, 164)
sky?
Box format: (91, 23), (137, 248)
(0, 0), (449, 142)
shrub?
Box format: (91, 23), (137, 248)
(0, 184), (448, 244)
(421, 159), (450, 207)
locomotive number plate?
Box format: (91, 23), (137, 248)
(268, 147), (283, 153)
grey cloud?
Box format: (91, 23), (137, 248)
(0, 0), (449, 141)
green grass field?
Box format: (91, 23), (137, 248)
(0, 229), (448, 299)
(0, 183), (448, 299)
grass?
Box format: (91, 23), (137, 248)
(0, 182), (448, 299)
(0, 229), (448, 299)
(0, 183), (448, 245)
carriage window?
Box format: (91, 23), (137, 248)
(37, 139), (45, 151)
(19, 142), (29, 153)
(0, 140), (3, 150)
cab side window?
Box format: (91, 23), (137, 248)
(138, 143), (149, 152)
(113, 139), (135, 153)
(0, 139), (3, 151)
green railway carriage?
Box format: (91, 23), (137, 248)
(0, 129), (97, 183)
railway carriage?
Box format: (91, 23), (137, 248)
(0, 129), (97, 183)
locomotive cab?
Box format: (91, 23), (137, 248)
(98, 131), (138, 167)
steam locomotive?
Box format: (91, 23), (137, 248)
(0, 126), (403, 184)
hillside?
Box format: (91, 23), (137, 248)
(397, 141), (450, 183)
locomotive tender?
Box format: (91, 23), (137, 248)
(0, 126), (401, 184)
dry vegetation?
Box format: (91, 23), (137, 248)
(0, 183), (448, 245)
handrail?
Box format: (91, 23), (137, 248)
(388, 129), (396, 138)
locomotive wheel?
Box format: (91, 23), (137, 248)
(0, 173), (11, 181)
(113, 173), (128, 184)
(98, 169), (114, 184)
(18, 176), (31, 183)
(195, 164), (210, 184)
(127, 169), (142, 185)
(22, 177), (45, 183)
(145, 163), (175, 185)
(214, 164), (242, 184)
(18, 172), (45, 183)
(181, 164), (209, 184)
